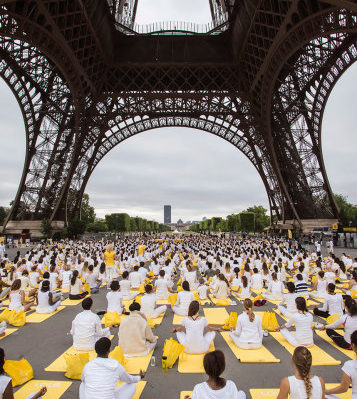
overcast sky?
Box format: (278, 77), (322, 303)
(0, 0), (356, 224)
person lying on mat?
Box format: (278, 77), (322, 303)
(325, 329), (357, 398)
(212, 274), (230, 300)
(118, 301), (158, 357)
(106, 281), (124, 315)
(277, 346), (325, 399)
(79, 337), (145, 399)
(317, 296), (357, 350)
(313, 283), (344, 318)
(140, 284), (166, 319)
(184, 350), (246, 399)
(0, 347), (47, 399)
(173, 300), (220, 354)
(35, 280), (62, 314)
(172, 281), (195, 316)
(229, 298), (263, 349)
(69, 270), (88, 300)
(8, 279), (34, 312)
(71, 297), (111, 351)
(275, 297), (314, 347)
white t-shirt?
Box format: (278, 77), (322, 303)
(342, 360), (357, 399)
(119, 279), (131, 297)
(192, 380), (246, 399)
(106, 291), (123, 314)
(286, 312), (313, 346)
(197, 285), (208, 300)
(140, 293), (158, 318)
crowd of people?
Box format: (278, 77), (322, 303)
(0, 234), (356, 398)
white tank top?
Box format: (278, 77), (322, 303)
(9, 291), (23, 311)
(288, 375), (322, 399)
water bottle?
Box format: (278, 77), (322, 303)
(162, 356), (168, 373)
(150, 355), (156, 367)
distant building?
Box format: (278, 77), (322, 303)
(164, 205), (171, 224)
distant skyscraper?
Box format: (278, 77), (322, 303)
(164, 205), (171, 224)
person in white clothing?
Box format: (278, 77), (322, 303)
(313, 283), (344, 318)
(229, 298), (263, 349)
(197, 278), (209, 300)
(106, 281), (124, 315)
(251, 268), (263, 290)
(8, 279), (34, 312)
(263, 273), (284, 300)
(119, 271), (137, 300)
(172, 281), (195, 315)
(184, 350), (246, 399)
(79, 337), (145, 399)
(129, 266), (144, 289)
(35, 280), (62, 314)
(310, 271), (327, 299)
(277, 346), (325, 399)
(71, 297), (111, 350)
(173, 300), (220, 354)
(140, 285), (166, 319)
(155, 270), (174, 300)
(234, 276), (251, 299)
(277, 297), (314, 347)
(277, 282), (298, 318)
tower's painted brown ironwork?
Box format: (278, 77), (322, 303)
(1, 0), (356, 233)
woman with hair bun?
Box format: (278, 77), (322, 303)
(229, 298), (263, 349)
(277, 346), (325, 399)
(184, 350), (246, 399)
(276, 297), (314, 347)
(173, 301), (220, 354)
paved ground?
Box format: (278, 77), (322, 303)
(3, 245), (356, 399)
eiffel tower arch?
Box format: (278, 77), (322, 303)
(1, 0), (356, 237)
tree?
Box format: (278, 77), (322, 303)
(211, 217), (222, 231)
(240, 212), (255, 232)
(81, 193), (96, 226)
(87, 219), (108, 233)
(0, 207), (7, 225)
(227, 214), (240, 231)
(130, 217), (138, 232)
(217, 219), (228, 232)
(334, 194), (357, 227)
(105, 213), (130, 233)
(67, 219), (86, 238)
(41, 219), (52, 238)
(246, 205), (270, 232)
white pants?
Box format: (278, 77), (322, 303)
(176, 331), (215, 354)
(106, 266), (116, 284)
(79, 382), (137, 399)
(280, 328), (313, 347)
(146, 306), (166, 319)
(172, 306), (188, 316)
(229, 331), (262, 349)
(124, 341), (157, 357)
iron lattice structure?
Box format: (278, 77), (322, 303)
(1, 0), (357, 231)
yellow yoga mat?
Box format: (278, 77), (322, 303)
(178, 342), (215, 373)
(173, 314), (185, 325)
(209, 295), (231, 306)
(157, 299), (170, 305)
(180, 392), (192, 399)
(315, 330), (355, 359)
(270, 332), (341, 366)
(233, 294), (254, 302)
(250, 385), (351, 399)
(117, 381), (146, 399)
(26, 306), (65, 323)
(124, 350), (154, 374)
(45, 335), (114, 372)
(62, 298), (86, 306)
(123, 296), (142, 308)
(220, 332), (280, 363)
(148, 314), (164, 326)
(252, 289), (264, 295)
(0, 328), (18, 340)
(14, 380), (72, 399)
(271, 309), (289, 322)
(203, 308), (229, 325)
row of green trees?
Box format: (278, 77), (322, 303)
(189, 205), (270, 233)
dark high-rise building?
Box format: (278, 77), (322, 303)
(164, 205), (171, 224)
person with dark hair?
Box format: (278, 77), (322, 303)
(155, 270), (174, 300)
(277, 282), (298, 318)
(212, 274), (230, 300)
(184, 350), (245, 399)
(173, 300), (220, 354)
(106, 281), (124, 315)
(118, 301), (158, 357)
(313, 283), (343, 318)
(119, 271), (137, 300)
(251, 268), (263, 290)
(235, 275), (251, 299)
(140, 284), (166, 319)
(310, 271), (327, 299)
(79, 337), (145, 399)
(69, 270), (88, 300)
(129, 265), (144, 289)
(276, 297), (314, 347)
(172, 281), (194, 315)
(263, 272), (284, 300)
(294, 274), (309, 296)
(35, 280), (62, 314)
(325, 330), (357, 397)
(230, 298), (263, 349)
(71, 297), (111, 350)
(85, 265), (101, 294)
(319, 297), (357, 349)
(277, 346), (325, 399)
(342, 269), (357, 295)
(8, 279), (34, 312)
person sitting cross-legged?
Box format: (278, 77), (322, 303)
(79, 337), (145, 399)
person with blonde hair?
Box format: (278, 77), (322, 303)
(277, 346), (325, 399)
(229, 298), (263, 349)
(102, 244), (117, 286)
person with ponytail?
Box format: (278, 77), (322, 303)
(277, 346), (325, 399)
(229, 298), (263, 349)
(184, 350), (246, 399)
(234, 275), (251, 299)
(325, 330), (357, 398)
(318, 296), (357, 349)
(276, 297), (314, 347)
(69, 270), (88, 300)
(212, 273), (230, 300)
(262, 272), (284, 300)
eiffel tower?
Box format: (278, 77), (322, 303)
(1, 0), (356, 237)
